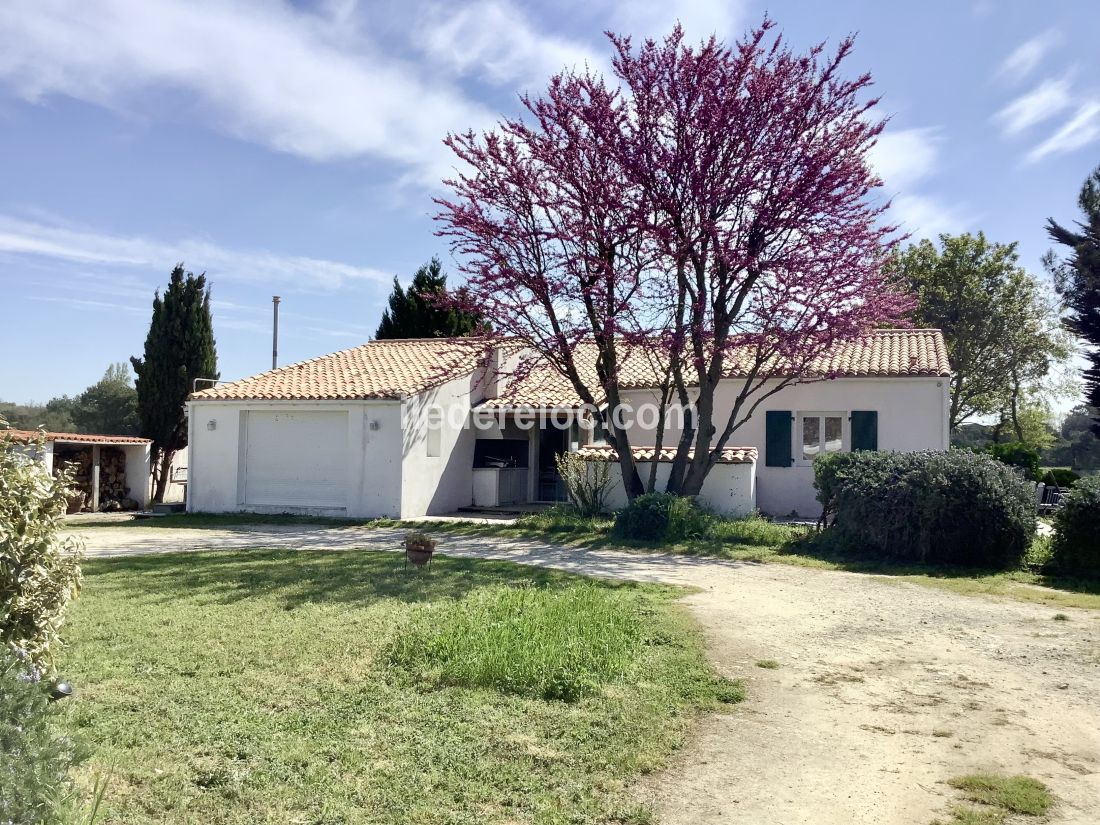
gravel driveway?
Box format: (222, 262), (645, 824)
(67, 523), (1100, 824)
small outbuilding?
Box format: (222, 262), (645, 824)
(5, 429), (152, 513)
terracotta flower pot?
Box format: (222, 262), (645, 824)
(404, 534), (437, 569)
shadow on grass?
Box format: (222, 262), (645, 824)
(81, 548), (633, 611)
(778, 534), (1100, 598)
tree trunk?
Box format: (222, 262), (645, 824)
(153, 448), (174, 503)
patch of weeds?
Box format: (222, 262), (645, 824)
(947, 774), (1052, 816)
(387, 582), (643, 702)
(932, 729), (954, 738)
(1053, 613), (1069, 621)
(755, 659), (780, 669)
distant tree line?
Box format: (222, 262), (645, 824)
(1, 362), (140, 436)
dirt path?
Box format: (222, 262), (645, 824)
(68, 523), (1100, 824)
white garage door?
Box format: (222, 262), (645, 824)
(242, 411), (349, 509)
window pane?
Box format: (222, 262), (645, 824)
(824, 416), (843, 453)
(801, 416), (820, 461)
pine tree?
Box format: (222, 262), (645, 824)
(374, 258), (482, 339)
(131, 264), (219, 501)
(1048, 166), (1100, 436)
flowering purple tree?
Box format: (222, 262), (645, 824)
(437, 21), (912, 499)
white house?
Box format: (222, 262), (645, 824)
(185, 329), (951, 519)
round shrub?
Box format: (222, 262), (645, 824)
(1041, 467), (1080, 488)
(1051, 476), (1100, 575)
(814, 450), (1035, 569)
(986, 442), (1041, 481)
(613, 492), (711, 542)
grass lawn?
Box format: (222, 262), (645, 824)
(416, 511), (1100, 611)
(58, 549), (739, 824)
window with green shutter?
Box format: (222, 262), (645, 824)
(765, 410), (793, 467)
(851, 410), (878, 451)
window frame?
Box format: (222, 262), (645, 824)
(795, 411), (848, 465)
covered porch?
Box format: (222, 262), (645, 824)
(469, 405), (601, 507)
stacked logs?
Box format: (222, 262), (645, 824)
(98, 448), (130, 508)
(55, 446), (140, 512)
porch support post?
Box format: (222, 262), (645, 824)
(91, 445), (101, 512)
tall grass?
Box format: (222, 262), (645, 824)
(387, 583), (643, 701)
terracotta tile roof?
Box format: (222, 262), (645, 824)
(189, 338), (493, 401)
(189, 329), (949, 405)
(482, 329), (950, 409)
(807, 329), (951, 379)
(575, 445), (758, 464)
(2, 429), (151, 445)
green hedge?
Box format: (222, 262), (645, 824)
(985, 442), (1041, 481)
(1051, 476), (1100, 575)
(612, 492), (711, 542)
(814, 450), (1035, 569)
(1041, 467), (1080, 488)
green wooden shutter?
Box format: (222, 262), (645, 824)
(851, 410), (878, 451)
(765, 411), (793, 467)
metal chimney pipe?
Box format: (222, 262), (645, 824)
(272, 296), (281, 370)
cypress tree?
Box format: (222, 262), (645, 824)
(131, 264), (219, 501)
(1048, 166), (1100, 436)
(375, 258), (482, 339)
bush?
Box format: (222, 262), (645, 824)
(1, 425), (84, 670)
(612, 492), (711, 542)
(985, 441), (1041, 481)
(513, 504), (611, 534)
(814, 450), (1035, 569)
(387, 584), (643, 702)
(1051, 476), (1100, 575)
(555, 452), (612, 517)
(0, 650), (83, 825)
(1041, 467), (1080, 488)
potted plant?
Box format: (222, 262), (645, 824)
(404, 532), (437, 569)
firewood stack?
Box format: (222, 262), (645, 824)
(55, 446), (139, 512)
(98, 447), (131, 510)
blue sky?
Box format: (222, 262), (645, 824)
(1, 0), (1098, 409)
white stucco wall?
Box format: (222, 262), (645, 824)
(186, 399), (404, 518)
(121, 443), (151, 508)
(600, 459), (757, 517)
(400, 372), (480, 518)
(621, 376), (949, 517)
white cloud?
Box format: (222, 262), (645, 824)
(868, 127), (940, 191)
(889, 194), (976, 239)
(618, 0), (745, 40)
(419, 1), (602, 88)
(996, 30), (1060, 82)
(0, 0), (495, 185)
(1027, 100), (1100, 162)
(865, 126), (971, 240)
(0, 216), (389, 289)
(993, 77), (1073, 136)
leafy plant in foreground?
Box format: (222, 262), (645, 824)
(1, 423), (83, 670)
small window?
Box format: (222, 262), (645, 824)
(426, 407), (442, 458)
(798, 413), (845, 463)
(591, 417), (608, 446)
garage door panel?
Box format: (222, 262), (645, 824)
(242, 411), (349, 509)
